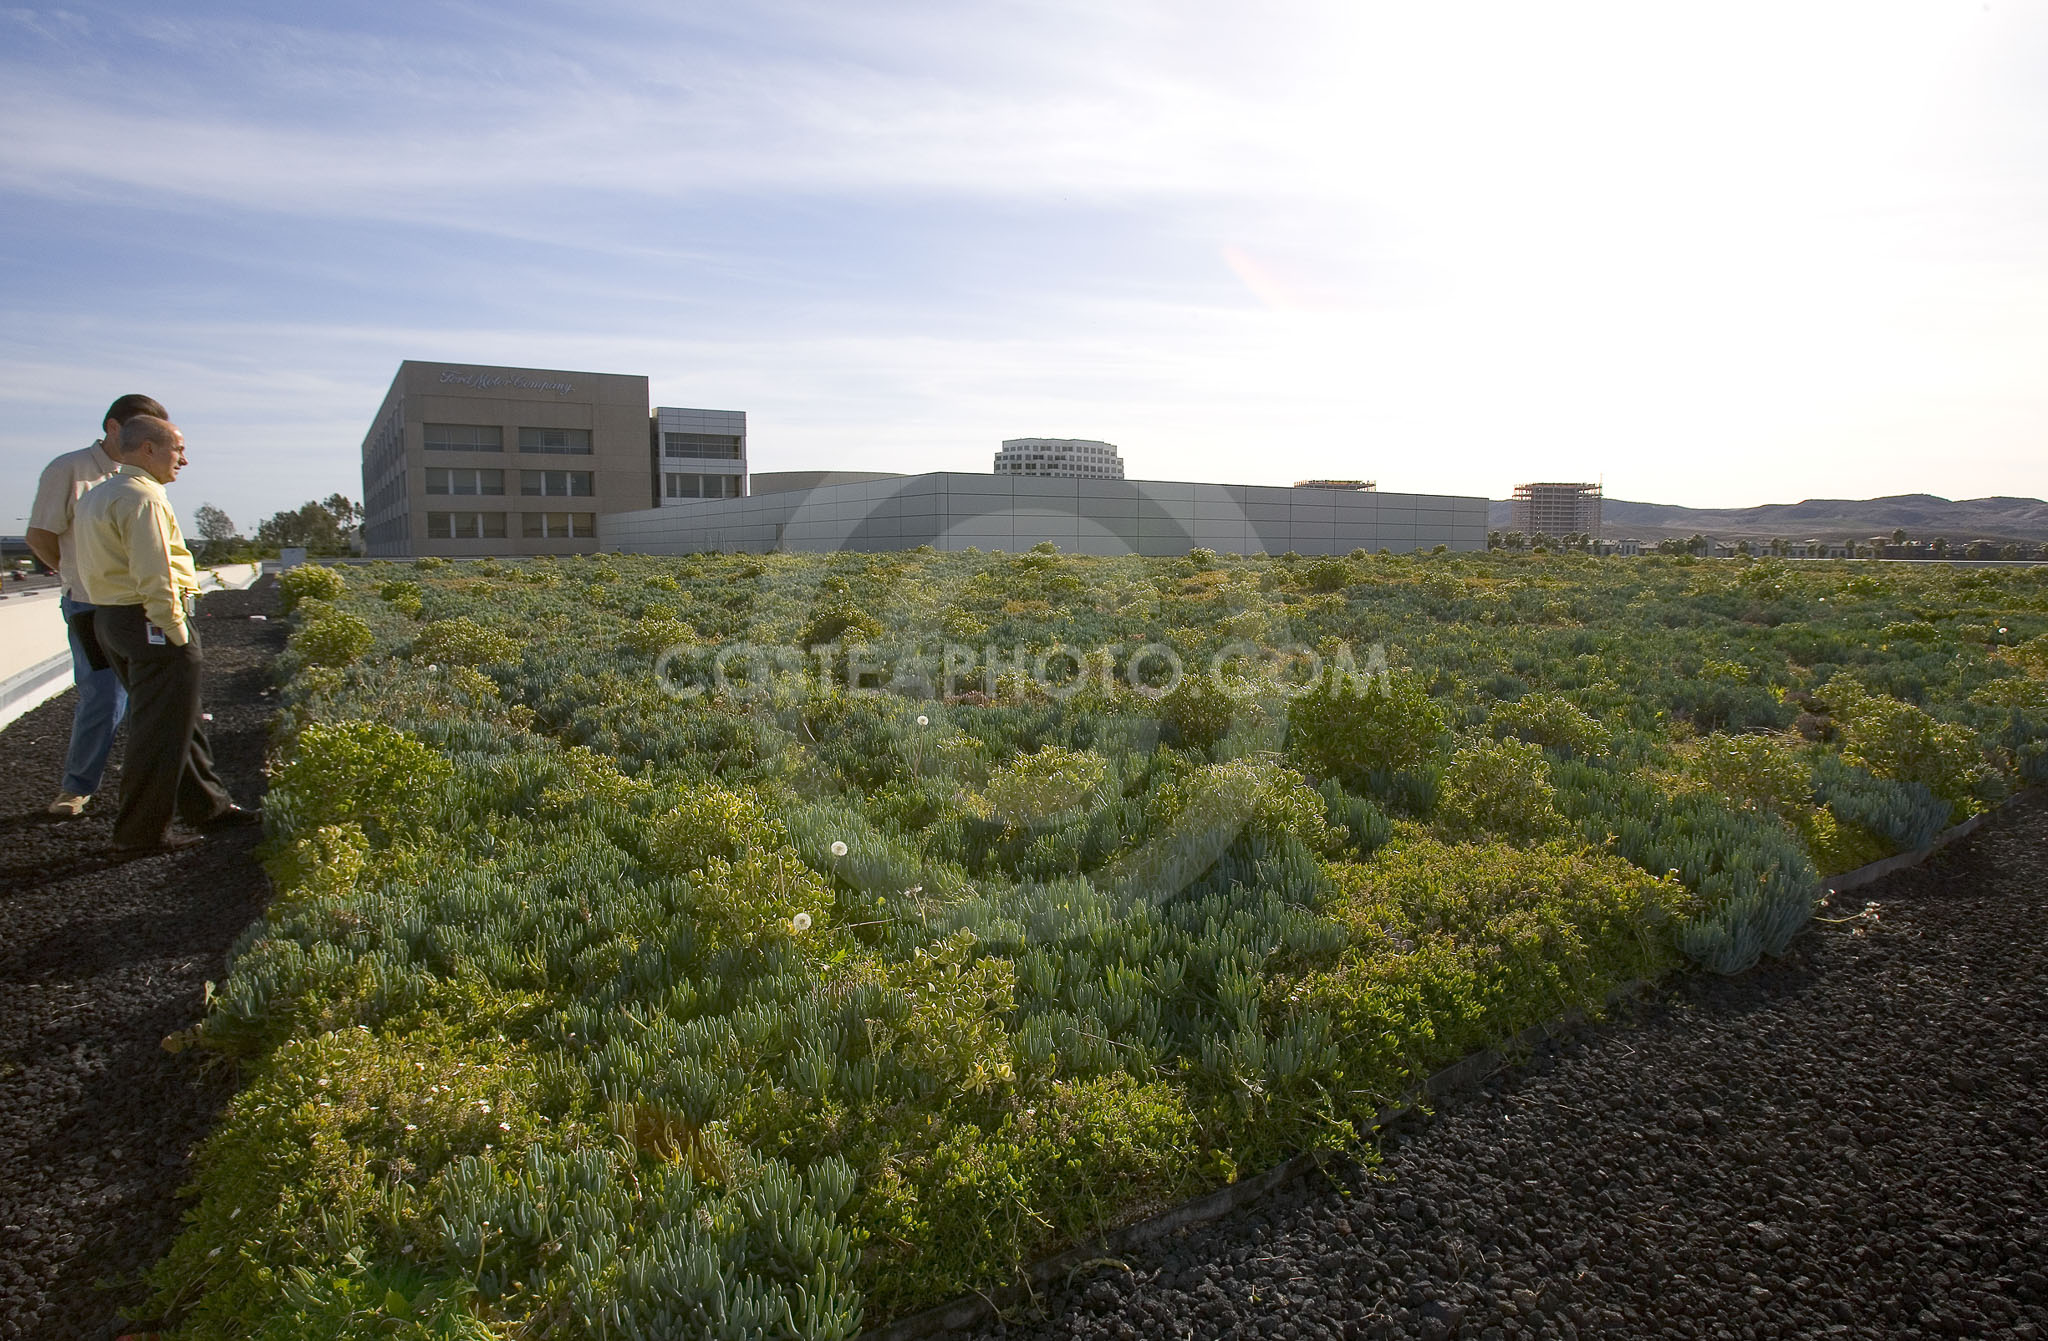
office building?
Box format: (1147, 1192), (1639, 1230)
(1294, 479), (1376, 490)
(359, 361), (748, 556)
(1510, 482), (1603, 540)
(655, 406), (747, 504)
(602, 474), (1486, 556)
(994, 438), (1125, 480)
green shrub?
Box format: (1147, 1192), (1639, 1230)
(625, 612), (695, 655)
(279, 563), (347, 614)
(1287, 668), (1448, 792)
(647, 785), (785, 874)
(1490, 692), (1607, 755)
(1822, 674), (1996, 816)
(1436, 736), (1565, 842)
(266, 720), (452, 844)
(290, 609), (374, 669)
(410, 617), (520, 668)
(1690, 732), (1811, 815)
(801, 601), (883, 648)
(1157, 672), (1246, 751)
(981, 746), (1110, 831)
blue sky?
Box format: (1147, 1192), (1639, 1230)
(4, 0), (2046, 534)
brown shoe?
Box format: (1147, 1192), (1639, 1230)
(47, 792), (91, 817)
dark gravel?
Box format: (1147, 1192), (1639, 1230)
(968, 791), (2048, 1341)
(0, 584), (282, 1341)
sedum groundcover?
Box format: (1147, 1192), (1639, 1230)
(144, 549), (2048, 1338)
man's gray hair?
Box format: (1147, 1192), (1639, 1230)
(119, 415), (178, 456)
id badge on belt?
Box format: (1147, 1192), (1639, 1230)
(146, 621), (168, 646)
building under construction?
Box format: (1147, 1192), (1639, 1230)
(1511, 481), (1603, 539)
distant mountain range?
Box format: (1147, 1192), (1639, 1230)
(1486, 494), (2048, 544)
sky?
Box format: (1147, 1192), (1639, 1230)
(3, 0), (2046, 533)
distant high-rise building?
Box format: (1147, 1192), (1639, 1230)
(1511, 482), (1603, 539)
(994, 438), (1125, 480)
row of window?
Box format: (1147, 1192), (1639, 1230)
(424, 424), (594, 455)
(425, 512), (598, 540)
(662, 432), (743, 460)
(664, 472), (742, 499)
(425, 468), (594, 497)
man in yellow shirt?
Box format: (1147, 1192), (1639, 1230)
(25, 393), (167, 816)
(73, 415), (256, 853)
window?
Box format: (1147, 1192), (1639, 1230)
(523, 511), (596, 539)
(426, 467), (504, 496)
(426, 511), (508, 539)
(520, 469), (593, 497)
(663, 432), (742, 460)
(425, 424), (503, 452)
(665, 473), (739, 499)
(518, 427), (592, 454)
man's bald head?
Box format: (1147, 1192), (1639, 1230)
(119, 415), (187, 485)
(120, 416), (179, 457)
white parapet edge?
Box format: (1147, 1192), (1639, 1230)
(0, 565), (265, 731)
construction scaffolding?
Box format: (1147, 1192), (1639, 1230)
(1510, 482), (1603, 539)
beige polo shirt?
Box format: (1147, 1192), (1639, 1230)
(27, 439), (122, 600)
(71, 465), (200, 646)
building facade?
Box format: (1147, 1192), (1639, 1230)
(601, 474), (1486, 556)
(993, 438), (1126, 480)
(1510, 482), (1603, 539)
(361, 362), (653, 557)
(655, 406), (747, 505)
(359, 363), (752, 557)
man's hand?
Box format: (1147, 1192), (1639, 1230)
(24, 526), (60, 573)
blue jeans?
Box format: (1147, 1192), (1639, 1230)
(59, 591), (129, 796)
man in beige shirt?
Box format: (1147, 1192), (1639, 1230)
(73, 416), (255, 853)
(25, 393), (167, 816)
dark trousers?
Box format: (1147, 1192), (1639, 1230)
(93, 604), (232, 847)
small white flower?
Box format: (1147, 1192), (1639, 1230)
(830, 841), (848, 857)
(427, 663), (439, 672)
(916, 715), (929, 726)
(316, 1078), (330, 1088)
(792, 912), (812, 933)
(405, 1123), (418, 1132)
(499, 1121), (511, 1131)
(1998, 627), (2008, 634)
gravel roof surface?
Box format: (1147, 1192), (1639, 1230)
(0, 584), (281, 1341)
(967, 792), (2048, 1341)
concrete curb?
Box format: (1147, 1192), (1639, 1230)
(1819, 801), (2002, 897)
(0, 651), (75, 732)
(0, 569), (263, 730)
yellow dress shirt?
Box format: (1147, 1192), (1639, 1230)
(72, 464), (200, 646)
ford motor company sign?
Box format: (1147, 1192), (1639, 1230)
(439, 368), (575, 397)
